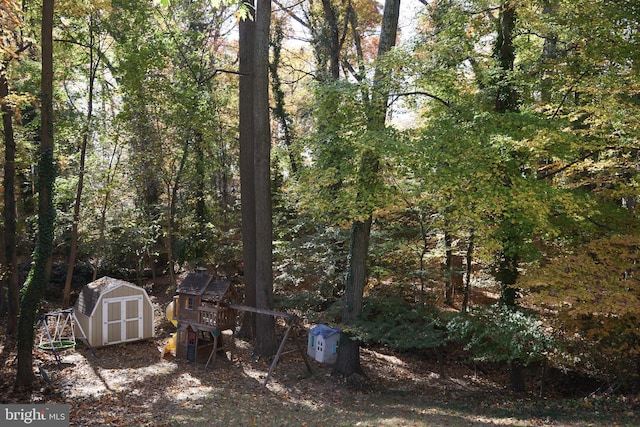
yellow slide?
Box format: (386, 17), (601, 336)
(161, 301), (178, 357)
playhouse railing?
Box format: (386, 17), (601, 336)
(197, 305), (237, 330)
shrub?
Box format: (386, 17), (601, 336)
(346, 295), (450, 351)
(447, 304), (555, 367)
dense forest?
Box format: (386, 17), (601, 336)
(1, 0), (639, 396)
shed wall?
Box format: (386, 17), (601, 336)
(82, 284), (154, 347)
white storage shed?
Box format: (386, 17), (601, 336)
(74, 277), (154, 347)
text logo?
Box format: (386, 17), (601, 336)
(1, 405), (69, 426)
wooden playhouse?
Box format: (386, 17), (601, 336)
(172, 269), (239, 364)
(74, 277), (154, 347)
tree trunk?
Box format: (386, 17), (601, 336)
(494, 0), (518, 113)
(333, 0), (401, 377)
(93, 142), (121, 281)
(16, 0), (55, 387)
(444, 229), (454, 306)
(493, 0), (520, 308)
(320, 0), (340, 80)
(193, 130), (207, 264)
(497, 251), (519, 307)
(253, 0), (277, 357)
(269, 22), (298, 176)
(239, 0), (257, 340)
(461, 229), (474, 313)
(493, 2), (523, 393)
(510, 360), (526, 393)
(333, 219), (371, 376)
(1, 72), (20, 336)
(540, 0), (558, 104)
(165, 139), (191, 288)
(64, 17), (97, 306)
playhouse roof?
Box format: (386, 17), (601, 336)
(74, 276), (144, 317)
(310, 324), (340, 339)
(177, 272), (232, 301)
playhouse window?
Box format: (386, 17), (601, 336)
(184, 296), (194, 310)
(179, 331), (186, 344)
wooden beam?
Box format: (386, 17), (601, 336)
(229, 304), (293, 320)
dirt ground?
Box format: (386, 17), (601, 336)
(2, 280), (640, 426)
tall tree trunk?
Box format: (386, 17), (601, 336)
(16, 0), (55, 386)
(64, 16), (98, 306)
(444, 229), (454, 306)
(193, 130), (207, 264)
(540, 0), (558, 104)
(93, 142), (121, 281)
(165, 139), (191, 288)
(1, 72), (20, 336)
(333, 218), (371, 376)
(320, 0), (340, 80)
(510, 360), (526, 393)
(493, 0), (519, 308)
(239, 0), (257, 340)
(253, 0), (277, 357)
(269, 21), (298, 176)
(493, 0), (524, 392)
(494, 0), (518, 114)
(461, 229), (474, 314)
(333, 0), (401, 377)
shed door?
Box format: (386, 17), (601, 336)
(103, 296), (143, 345)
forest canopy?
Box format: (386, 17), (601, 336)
(1, 0), (639, 390)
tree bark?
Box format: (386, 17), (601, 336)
(494, 0), (518, 113)
(444, 229), (454, 306)
(333, 219), (371, 376)
(269, 22), (298, 176)
(510, 360), (526, 393)
(16, 0), (55, 387)
(253, 0), (277, 357)
(493, 0), (525, 392)
(93, 142), (121, 281)
(461, 229), (474, 313)
(1, 72), (20, 336)
(540, 0), (558, 104)
(320, 0), (340, 80)
(64, 16), (98, 306)
(333, 0), (401, 377)
(239, 0), (257, 340)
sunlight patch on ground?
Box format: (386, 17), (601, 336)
(370, 350), (407, 367)
(164, 372), (217, 403)
(55, 351), (178, 398)
(270, 382), (325, 413)
(241, 363), (269, 384)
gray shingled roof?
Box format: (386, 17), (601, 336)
(177, 272), (232, 302)
(74, 276), (135, 317)
(177, 272), (213, 295)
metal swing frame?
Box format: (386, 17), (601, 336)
(36, 308), (95, 368)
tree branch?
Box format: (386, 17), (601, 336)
(391, 91), (451, 108)
(551, 69), (590, 119)
(272, 0), (309, 29)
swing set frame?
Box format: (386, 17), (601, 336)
(36, 308), (95, 368)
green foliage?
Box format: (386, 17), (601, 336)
(297, 80), (398, 226)
(273, 219), (349, 312)
(346, 295), (450, 351)
(520, 234), (640, 383)
(448, 304), (555, 366)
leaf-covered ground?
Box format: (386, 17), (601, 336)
(1, 284), (640, 426)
